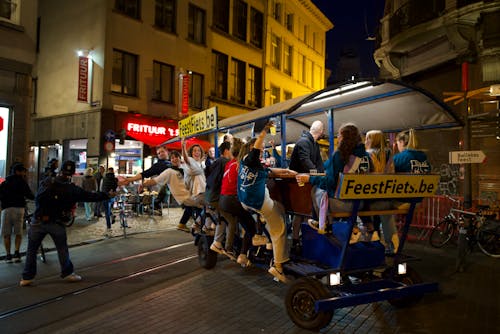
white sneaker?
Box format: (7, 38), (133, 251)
(237, 254), (251, 267)
(252, 234), (268, 246)
(210, 241), (225, 254)
(64, 273), (82, 282)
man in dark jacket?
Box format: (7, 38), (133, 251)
(20, 160), (112, 286)
(120, 146), (171, 185)
(0, 163), (35, 263)
(93, 165), (105, 218)
(288, 121), (325, 252)
(101, 167), (119, 236)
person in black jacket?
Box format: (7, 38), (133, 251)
(101, 167), (119, 236)
(288, 121), (325, 252)
(0, 163), (35, 263)
(120, 146), (171, 186)
(20, 160), (113, 286)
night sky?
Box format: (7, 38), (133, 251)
(311, 0), (385, 83)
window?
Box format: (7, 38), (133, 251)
(213, 0), (229, 32)
(306, 58), (313, 87)
(299, 53), (306, 83)
(283, 44), (292, 75)
(153, 61), (174, 103)
(112, 49), (138, 96)
(188, 4), (206, 44)
(284, 90), (292, 101)
(303, 25), (308, 45)
(0, 0), (20, 25)
(271, 34), (281, 69)
(285, 12), (293, 32)
(211, 51), (228, 99)
(155, 0), (176, 33)
(189, 71), (203, 109)
(233, 0), (247, 41)
(248, 65), (262, 107)
(250, 7), (263, 48)
(115, 0), (141, 19)
(270, 85), (280, 105)
(230, 58), (245, 104)
(272, 1), (281, 23)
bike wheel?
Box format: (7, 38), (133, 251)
(429, 219), (455, 248)
(476, 220), (500, 258)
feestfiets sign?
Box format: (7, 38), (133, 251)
(178, 106), (217, 137)
(335, 173), (440, 199)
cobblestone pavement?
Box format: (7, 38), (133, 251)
(0, 205), (185, 258)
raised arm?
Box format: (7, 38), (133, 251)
(181, 138), (191, 167)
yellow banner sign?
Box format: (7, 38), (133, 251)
(336, 173), (440, 199)
(178, 107), (217, 137)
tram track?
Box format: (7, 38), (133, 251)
(0, 240), (198, 323)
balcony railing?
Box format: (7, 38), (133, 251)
(389, 0), (445, 39)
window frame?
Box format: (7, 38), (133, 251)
(188, 3), (206, 44)
(230, 57), (246, 104)
(213, 0), (229, 33)
(283, 43), (292, 76)
(211, 51), (228, 100)
(232, 0), (248, 42)
(188, 71), (204, 109)
(247, 65), (262, 107)
(250, 7), (263, 49)
(114, 0), (141, 20)
(154, 0), (176, 33)
(270, 85), (280, 105)
(111, 49), (138, 96)
(271, 34), (282, 69)
(153, 60), (174, 103)
(0, 0), (20, 25)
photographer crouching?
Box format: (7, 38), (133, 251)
(20, 161), (115, 287)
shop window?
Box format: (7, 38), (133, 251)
(211, 50), (228, 99)
(154, 0), (176, 33)
(250, 7), (263, 48)
(230, 58), (245, 104)
(0, 0), (20, 25)
(153, 61), (174, 103)
(115, 0), (141, 20)
(188, 4), (206, 44)
(232, 0), (247, 41)
(213, 0), (229, 33)
(247, 65), (262, 107)
(189, 71), (204, 109)
(271, 34), (281, 69)
(112, 49), (138, 96)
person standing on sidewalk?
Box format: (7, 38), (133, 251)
(81, 167), (97, 221)
(20, 160), (113, 286)
(101, 167), (118, 237)
(0, 163), (35, 263)
(93, 165), (105, 218)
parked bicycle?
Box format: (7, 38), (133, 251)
(112, 189), (133, 238)
(429, 197), (500, 258)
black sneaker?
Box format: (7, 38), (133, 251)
(13, 251), (21, 263)
(5, 254), (13, 263)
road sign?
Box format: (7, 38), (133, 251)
(104, 141), (115, 153)
(449, 150), (486, 164)
(104, 130), (115, 142)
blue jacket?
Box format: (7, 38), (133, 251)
(238, 148), (269, 209)
(393, 149), (431, 174)
(309, 143), (370, 198)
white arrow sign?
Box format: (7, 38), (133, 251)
(449, 150), (486, 164)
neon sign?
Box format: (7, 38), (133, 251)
(126, 122), (179, 137)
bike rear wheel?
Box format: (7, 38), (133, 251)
(429, 219), (456, 248)
(476, 220), (500, 258)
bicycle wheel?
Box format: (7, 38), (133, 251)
(429, 219), (456, 248)
(476, 220), (500, 258)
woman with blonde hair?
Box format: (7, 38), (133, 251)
(394, 129), (431, 174)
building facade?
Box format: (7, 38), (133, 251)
(0, 0), (37, 185)
(31, 0), (331, 184)
(374, 0), (500, 203)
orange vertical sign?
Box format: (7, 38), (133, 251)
(78, 56), (88, 102)
(181, 73), (190, 115)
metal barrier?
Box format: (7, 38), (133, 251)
(397, 195), (463, 241)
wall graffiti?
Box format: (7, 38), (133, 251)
(434, 164), (462, 195)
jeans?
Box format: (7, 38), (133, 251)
(104, 198), (115, 229)
(94, 201), (104, 216)
(219, 195), (255, 255)
(22, 222), (74, 280)
(84, 202), (93, 220)
(242, 188), (289, 264)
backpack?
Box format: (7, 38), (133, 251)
(37, 177), (75, 226)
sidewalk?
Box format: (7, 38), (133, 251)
(0, 205), (185, 259)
